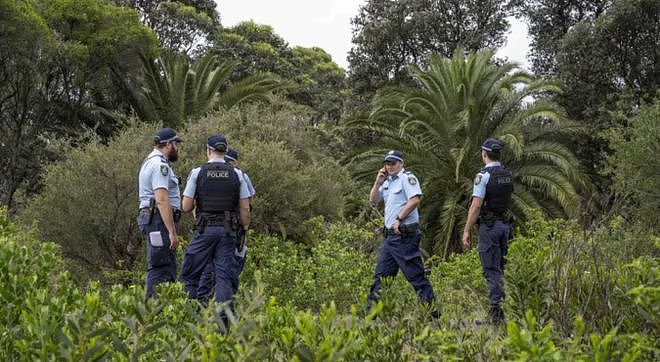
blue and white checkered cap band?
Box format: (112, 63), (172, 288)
(481, 145), (493, 152)
(225, 154), (237, 162)
(384, 155), (403, 162)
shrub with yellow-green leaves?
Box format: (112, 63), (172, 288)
(3, 207), (658, 360)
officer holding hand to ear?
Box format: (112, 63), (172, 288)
(366, 150), (438, 317)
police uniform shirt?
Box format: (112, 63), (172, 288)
(379, 169), (422, 228)
(236, 168), (256, 197)
(183, 158), (251, 200)
(472, 161), (501, 199)
(138, 149), (181, 210)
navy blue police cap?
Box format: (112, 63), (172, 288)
(207, 134), (228, 151)
(384, 150), (404, 163)
(225, 148), (239, 162)
(481, 138), (503, 152)
(154, 128), (184, 143)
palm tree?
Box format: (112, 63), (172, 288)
(344, 49), (591, 257)
(128, 52), (288, 127)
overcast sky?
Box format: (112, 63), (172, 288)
(216, 0), (530, 70)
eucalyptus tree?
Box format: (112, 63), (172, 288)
(348, 0), (513, 99)
(345, 49), (591, 256)
(116, 0), (219, 56)
(128, 53), (287, 127)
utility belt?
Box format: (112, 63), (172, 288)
(383, 223), (420, 237)
(478, 211), (509, 227)
(139, 203), (181, 224)
(195, 211), (239, 235)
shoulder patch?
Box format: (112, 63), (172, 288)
(474, 174), (482, 185)
(160, 165), (168, 176)
(408, 176), (417, 185)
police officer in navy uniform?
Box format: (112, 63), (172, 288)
(367, 150), (437, 315)
(137, 127), (184, 299)
(179, 135), (251, 309)
(196, 148), (255, 302)
(462, 138), (513, 324)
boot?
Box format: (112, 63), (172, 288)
(488, 305), (504, 325)
(475, 305), (504, 326)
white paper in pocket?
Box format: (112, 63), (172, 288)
(234, 244), (247, 258)
(149, 231), (164, 247)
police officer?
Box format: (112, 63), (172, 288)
(462, 138), (513, 324)
(179, 135), (251, 308)
(196, 148), (255, 302)
(367, 150), (437, 315)
(137, 127), (184, 299)
(225, 148), (256, 204)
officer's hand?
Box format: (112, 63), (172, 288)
(376, 167), (387, 184)
(169, 232), (179, 250)
(393, 220), (401, 235)
(461, 231), (470, 250)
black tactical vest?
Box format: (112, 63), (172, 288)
(195, 162), (240, 215)
(480, 165), (514, 217)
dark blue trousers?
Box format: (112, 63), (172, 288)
(478, 221), (510, 307)
(367, 231), (435, 306)
(137, 211), (177, 299)
(180, 226), (239, 304)
(197, 244), (247, 302)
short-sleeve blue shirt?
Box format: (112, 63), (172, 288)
(379, 169), (422, 228)
(235, 168), (256, 197)
(183, 158), (251, 200)
(138, 149), (181, 210)
(472, 161), (501, 199)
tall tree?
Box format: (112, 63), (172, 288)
(515, 0), (612, 77)
(289, 46), (347, 124)
(345, 49), (590, 256)
(212, 21), (294, 81)
(521, 0), (659, 191)
(127, 53), (287, 127)
(348, 0), (513, 99)
(213, 21), (348, 124)
(116, 0), (219, 56)
(0, 0), (53, 210)
(0, 0), (158, 211)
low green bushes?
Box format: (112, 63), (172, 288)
(2, 206), (658, 360)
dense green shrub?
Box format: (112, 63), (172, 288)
(505, 210), (659, 338)
(21, 100), (352, 282)
(605, 98), (660, 229)
(3, 208), (657, 360)
(238, 218), (375, 311)
(20, 123), (153, 281)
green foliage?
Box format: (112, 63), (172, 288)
(348, 0), (514, 97)
(504, 311), (563, 361)
(345, 48), (590, 256)
(22, 100), (351, 281)
(505, 210), (659, 338)
(20, 123), (154, 280)
(605, 99), (660, 228)
(2, 207), (659, 360)
(213, 21), (348, 123)
(520, 0), (659, 188)
(239, 219), (374, 311)
(0, 0), (158, 210)
(515, 0), (612, 76)
(116, 0), (219, 56)
(128, 52), (287, 128)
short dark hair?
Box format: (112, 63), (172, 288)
(485, 150), (500, 161)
